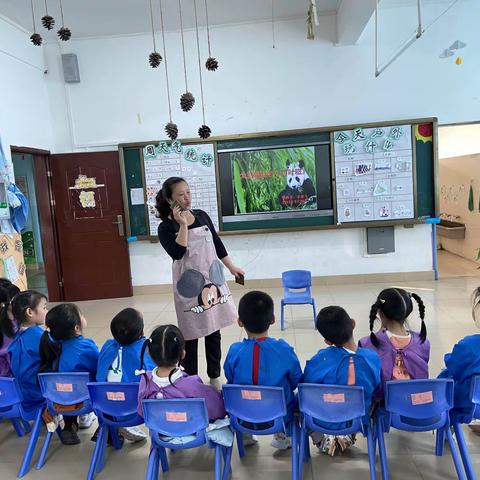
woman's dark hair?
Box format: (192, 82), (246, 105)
(39, 303), (82, 373)
(0, 290), (46, 336)
(0, 285), (16, 348)
(140, 324), (185, 385)
(111, 308), (144, 345)
(473, 287), (480, 324)
(155, 177), (187, 221)
(369, 287), (426, 347)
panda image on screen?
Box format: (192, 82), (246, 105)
(278, 159), (317, 210)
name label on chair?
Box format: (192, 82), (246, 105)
(166, 411), (187, 422)
(241, 390), (262, 400)
(106, 391), (125, 401)
(323, 393), (345, 403)
(56, 383), (73, 392)
(411, 391), (433, 405)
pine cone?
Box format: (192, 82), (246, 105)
(205, 57), (219, 71)
(149, 51), (162, 68)
(57, 27), (72, 41)
(198, 125), (211, 139)
(180, 92), (195, 112)
(41, 15), (55, 30)
(165, 122), (178, 140)
(30, 33), (43, 46)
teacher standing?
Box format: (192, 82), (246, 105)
(156, 177), (244, 389)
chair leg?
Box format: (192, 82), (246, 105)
(376, 418), (389, 480)
(304, 432), (311, 461)
(159, 446), (169, 473)
(291, 423), (298, 480)
(214, 444), (222, 480)
(11, 418), (25, 437)
(96, 426), (109, 474)
(312, 301), (317, 329)
(366, 429), (378, 480)
(222, 445), (233, 480)
(236, 431), (245, 458)
(21, 419), (31, 434)
(146, 447), (159, 480)
(281, 302), (285, 331)
(453, 423), (476, 480)
(36, 430), (54, 470)
(436, 428), (446, 456)
(17, 409), (43, 478)
(446, 426), (467, 480)
(111, 427), (123, 450)
(87, 426), (106, 480)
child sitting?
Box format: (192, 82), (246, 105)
(359, 288), (430, 395)
(96, 308), (155, 442)
(303, 306), (381, 455)
(8, 290), (48, 411)
(0, 281), (21, 376)
(39, 303), (99, 445)
(438, 287), (480, 423)
(223, 291), (302, 450)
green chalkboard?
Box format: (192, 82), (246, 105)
(414, 123), (436, 218)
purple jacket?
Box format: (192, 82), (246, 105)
(0, 334), (14, 377)
(137, 370), (226, 421)
(358, 330), (430, 397)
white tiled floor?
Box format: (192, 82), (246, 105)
(1, 253), (480, 478)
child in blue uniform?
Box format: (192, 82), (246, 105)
(0, 281), (21, 377)
(223, 291), (302, 450)
(39, 303), (99, 445)
(8, 290), (48, 411)
(96, 308), (155, 442)
(438, 287), (480, 423)
(303, 306), (381, 456)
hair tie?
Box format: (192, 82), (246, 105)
(173, 336), (178, 343)
(135, 369), (146, 375)
(47, 332), (59, 344)
(148, 338), (153, 343)
(380, 299), (386, 304)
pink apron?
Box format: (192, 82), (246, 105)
(173, 225), (237, 341)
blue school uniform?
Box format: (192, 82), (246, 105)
(57, 336), (99, 376)
(438, 334), (480, 423)
(96, 338), (155, 382)
(303, 346), (381, 428)
(8, 326), (44, 410)
(223, 337), (302, 418)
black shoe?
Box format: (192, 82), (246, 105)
(91, 427), (124, 447)
(60, 426), (80, 445)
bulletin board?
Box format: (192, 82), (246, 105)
(0, 234), (28, 290)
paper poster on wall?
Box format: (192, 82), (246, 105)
(143, 142), (219, 237)
(3, 256), (19, 282)
(130, 188), (145, 206)
(333, 125), (415, 223)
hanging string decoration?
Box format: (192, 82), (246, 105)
(57, 0), (72, 41)
(178, 0), (195, 112)
(148, 0), (162, 68)
(41, 0), (55, 30)
(194, 0), (211, 138)
(204, 0), (218, 71)
(30, 0), (43, 46)
(159, 0), (178, 140)
(271, 0), (275, 49)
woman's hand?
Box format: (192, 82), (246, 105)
(228, 265), (245, 278)
(172, 206), (188, 226)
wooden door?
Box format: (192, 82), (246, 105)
(50, 152), (132, 301)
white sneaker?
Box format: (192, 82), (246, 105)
(78, 412), (96, 429)
(270, 432), (291, 450)
(242, 433), (258, 446)
(118, 426), (148, 443)
(209, 377), (224, 392)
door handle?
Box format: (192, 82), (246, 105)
(112, 214), (125, 236)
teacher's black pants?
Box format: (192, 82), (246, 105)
(182, 330), (221, 379)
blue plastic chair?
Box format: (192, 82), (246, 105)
(297, 383), (377, 479)
(143, 398), (232, 480)
(376, 379), (465, 480)
(87, 382), (144, 480)
(222, 384), (298, 480)
(280, 270), (316, 331)
(437, 375), (480, 480)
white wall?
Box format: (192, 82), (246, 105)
(439, 124), (480, 159)
(0, 16), (53, 169)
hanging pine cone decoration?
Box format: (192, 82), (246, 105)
(205, 57), (219, 71)
(180, 92), (195, 112)
(198, 125), (211, 139)
(149, 52), (162, 68)
(57, 27), (71, 41)
(41, 15), (55, 30)
(165, 122), (179, 140)
(30, 33), (43, 46)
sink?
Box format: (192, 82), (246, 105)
(437, 220), (466, 239)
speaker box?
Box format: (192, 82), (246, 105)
(366, 226), (395, 254)
(61, 53), (80, 83)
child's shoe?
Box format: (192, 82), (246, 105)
(119, 426), (148, 442)
(79, 412), (96, 429)
(242, 433), (258, 446)
(270, 432), (291, 450)
(60, 424), (80, 445)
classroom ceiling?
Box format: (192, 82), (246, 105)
(0, 0), (341, 38)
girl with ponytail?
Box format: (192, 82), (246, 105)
(358, 288), (430, 396)
(0, 282), (20, 376)
(137, 324), (226, 422)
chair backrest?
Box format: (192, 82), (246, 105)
(87, 382), (141, 424)
(385, 379), (454, 419)
(298, 384), (365, 424)
(470, 375), (480, 419)
(282, 270), (312, 291)
(0, 377), (23, 417)
(38, 372), (91, 413)
(142, 398), (209, 438)
(222, 385), (287, 424)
